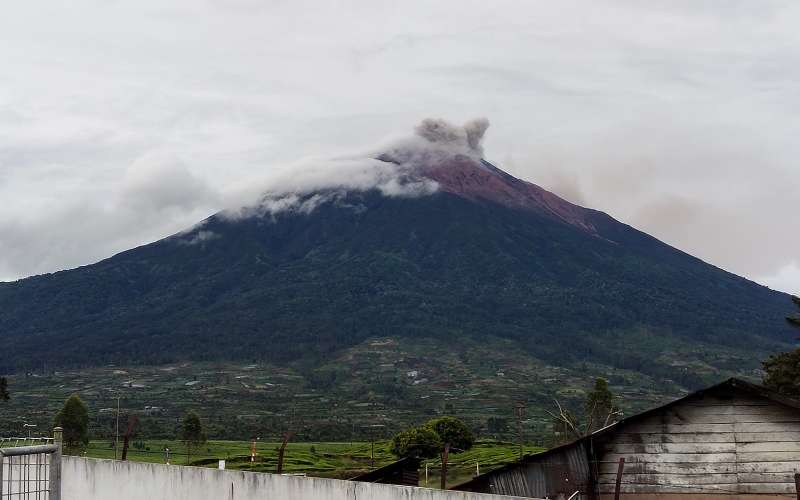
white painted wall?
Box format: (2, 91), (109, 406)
(62, 457), (533, 500)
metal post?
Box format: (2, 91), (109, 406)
(440, 443), (450, 490)
(515, 402), (525, 460)
(613, 457), (625, 500)
(115, 397), (120, 460)
(794, 472), (800, 500)
(50, 427), (63, 500)
(0, 451), (4, 497)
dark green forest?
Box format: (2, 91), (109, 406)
(0, 188), (792, 385)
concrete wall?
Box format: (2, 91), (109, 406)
(62, 456), (534, 500)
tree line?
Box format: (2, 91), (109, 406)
(2, 393), (207, 460)
(762, 295), (800, 395)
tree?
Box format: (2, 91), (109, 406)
(788, 295), (800, 328)
(763, 296), (800, 396)
(54, 395), (89, 453)
(390, 425), (441, 459)
(486, 417), (509, 436)
(390, 416), (474, 489)
(763, 350), (800, 397)
(550, 402), (581, 446)
(180, 411), (206, 464)
(585, 378), (619, 433)
(426, 416), (475, 489)
(0, 377), (9, 402)
(549, 377), (621, 445)
(426, 416), (474, 453)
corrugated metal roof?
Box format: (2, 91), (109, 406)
(456, 441), (590, 499)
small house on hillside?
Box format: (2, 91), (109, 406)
(454, 378), (800, 499)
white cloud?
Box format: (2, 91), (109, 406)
(1, 1), (799, 283)
(222, 117), (491, 217)
(759, 262), (800, 296)
(122, 152), (219, 211)
(0, 151), (220, 281)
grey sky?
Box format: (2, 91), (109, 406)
(1, 1), (798, 294)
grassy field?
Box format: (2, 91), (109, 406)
(80, 439), (544, 488)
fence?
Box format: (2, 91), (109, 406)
(0, 428), (62, 500)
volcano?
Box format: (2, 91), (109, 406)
(0, 119), (792, 386)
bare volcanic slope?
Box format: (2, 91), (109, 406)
(0, 119), (792, 384)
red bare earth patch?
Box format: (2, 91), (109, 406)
(420, 156), (599, 234)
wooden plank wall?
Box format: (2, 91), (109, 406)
(595, 392), (800, 497)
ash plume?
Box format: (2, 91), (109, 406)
(414, 117), (490, 156)
(383, 117), (490, 165)
(224, 117), (490, 218)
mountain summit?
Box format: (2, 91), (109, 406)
(0, 119), (792, 386)
(415, 157), (600, 234)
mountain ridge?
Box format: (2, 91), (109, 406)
(0, 156), (791, 380)
(0, 117), (792, 395)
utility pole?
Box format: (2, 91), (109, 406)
(276, 432), (292, 474)
(515, 401), (525, 460)
(114, 396), (120, 460)
(370, 428), (375, 469)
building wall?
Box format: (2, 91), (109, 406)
(62, 456), (533, 500)
(594, 391), (800, 497)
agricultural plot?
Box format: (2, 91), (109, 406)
(81, 439), (544, 488)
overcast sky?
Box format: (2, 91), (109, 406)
(1, 0), (798, 294)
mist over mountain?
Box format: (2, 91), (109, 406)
(0, 119), (792, 387)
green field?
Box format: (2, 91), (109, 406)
(80, 439), (544, 488)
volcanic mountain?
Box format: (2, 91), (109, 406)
(0, 119), (793, 388)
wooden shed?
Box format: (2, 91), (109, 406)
(454, 378), (800, 499)
(350, 456), (421, 486)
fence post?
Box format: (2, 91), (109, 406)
(794, 472), (800, 500)
(50, 427), (63, 500)
(440, 443), (450, 490)
(613, 457), (625, 500)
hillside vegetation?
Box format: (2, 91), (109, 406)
(0, 189), (791, 379)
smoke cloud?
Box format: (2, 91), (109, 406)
(414, 117), (489, 156)
(224, 117), (489, 218)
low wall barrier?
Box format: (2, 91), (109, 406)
(62, 456), (533, 500)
